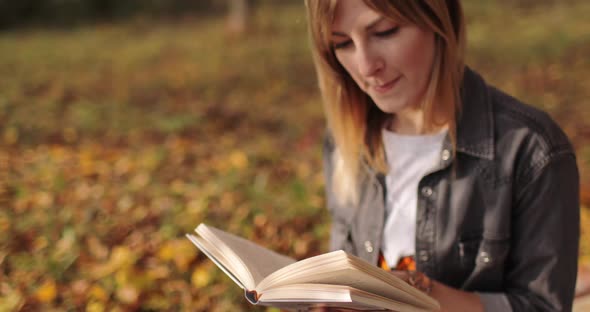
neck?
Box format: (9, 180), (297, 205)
(388, 109), (447, 135)
(388, 108), (425, 135)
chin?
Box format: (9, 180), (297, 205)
(372, 94), (418, 114)
(373, 101), (405, 114)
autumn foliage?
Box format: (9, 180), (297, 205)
(0, 1), (589, 311)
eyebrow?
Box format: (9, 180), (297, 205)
(331, 16), (386, 37)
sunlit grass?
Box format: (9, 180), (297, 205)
(466, 1), (590, 62)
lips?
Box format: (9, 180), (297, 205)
(373, 76), (401, 94)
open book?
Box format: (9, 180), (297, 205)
(186, 223), (439, 311)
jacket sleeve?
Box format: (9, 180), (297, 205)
(503, 151), (580, 311)
(322, 134), (356, 254)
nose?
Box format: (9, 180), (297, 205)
(356, 44), (383, 78)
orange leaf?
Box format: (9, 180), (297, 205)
(35, 279), (57, 303)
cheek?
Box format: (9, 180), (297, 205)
(397, 30), (435, 80)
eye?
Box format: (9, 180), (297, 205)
(375, 26), (400, 37)
(332, 40), (353, 50)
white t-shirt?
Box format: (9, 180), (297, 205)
(381, 128), (447, 267)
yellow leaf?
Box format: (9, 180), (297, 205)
(186, 198), (206, 215)
(3, 127), (18, 145)
(146, 265), (170, 280)
(173, 240), (197, 271)
(0, 286), (23, 311)
(88, 246), (136, 279)
(35, 279), (57, 303)
(191, 265), (212, 288)
(109, 246), (136, 270)
(158, 240), (196, 271)
(79, 150), (96, 176)
(229, 150), (248, 170)
(86, 300), (105, 312)
(88, 285), (109, 302)
(115, 269), (129, 286)
(157, 242), (175, 261)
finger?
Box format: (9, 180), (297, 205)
(389, 270), (409, 282)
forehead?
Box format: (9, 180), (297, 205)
(332, 0), (383, 32)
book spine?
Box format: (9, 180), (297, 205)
(245, 289), (259, 304)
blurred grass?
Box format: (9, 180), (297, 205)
(0, 1), (589, 311)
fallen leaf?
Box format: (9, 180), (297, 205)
(229, 150), (248, 170)
(88, 285), (109, 302)
(35, 279), (57, 303)
(191, 264), (212, 288)
(116, 285), (139, 304)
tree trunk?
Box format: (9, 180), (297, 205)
(227, 0), (248, 35)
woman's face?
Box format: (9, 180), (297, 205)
(331, 0), (436, 116)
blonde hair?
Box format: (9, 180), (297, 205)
(305, 0), (466, 205)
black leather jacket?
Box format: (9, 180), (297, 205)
(324, 68), (580, 311)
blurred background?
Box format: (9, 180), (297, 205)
(0, 0), (588, 311)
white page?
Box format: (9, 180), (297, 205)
(257, 251), (438, 310)
(259, 284), (432, 312)
(196, 224), (296, 289)
(186, 234), (246, 289)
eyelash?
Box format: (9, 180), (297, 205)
(332, 26), (400, 50)
(376, 26), (400, 37)
(332, 40), (352, 50)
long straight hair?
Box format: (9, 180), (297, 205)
(305, 0), (466, 205)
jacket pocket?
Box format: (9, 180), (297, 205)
(458, 235), (511, 290)
(458, 235), (510, 270)
(475, 238), (510, 271)
(458, 235), (481, 269)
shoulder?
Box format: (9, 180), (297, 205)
(458, 67), (575, 165)
(489, 86), (573, 156)
(485, 83), (577, 192)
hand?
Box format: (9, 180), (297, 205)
(392, 271), (484, 312)
(389, 269), (410, 282)
(309, 271), (432, 311)
(389, 270), (433, 294)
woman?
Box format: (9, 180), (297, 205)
(305, 0), (580, 311)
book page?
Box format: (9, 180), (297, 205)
(256, 251), (438, 310)
(258, 284), (433, 312)
(196, 224), (296, 289)
(186, 234), (246, 289)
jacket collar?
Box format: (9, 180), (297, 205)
(455, 67), (495, 160)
